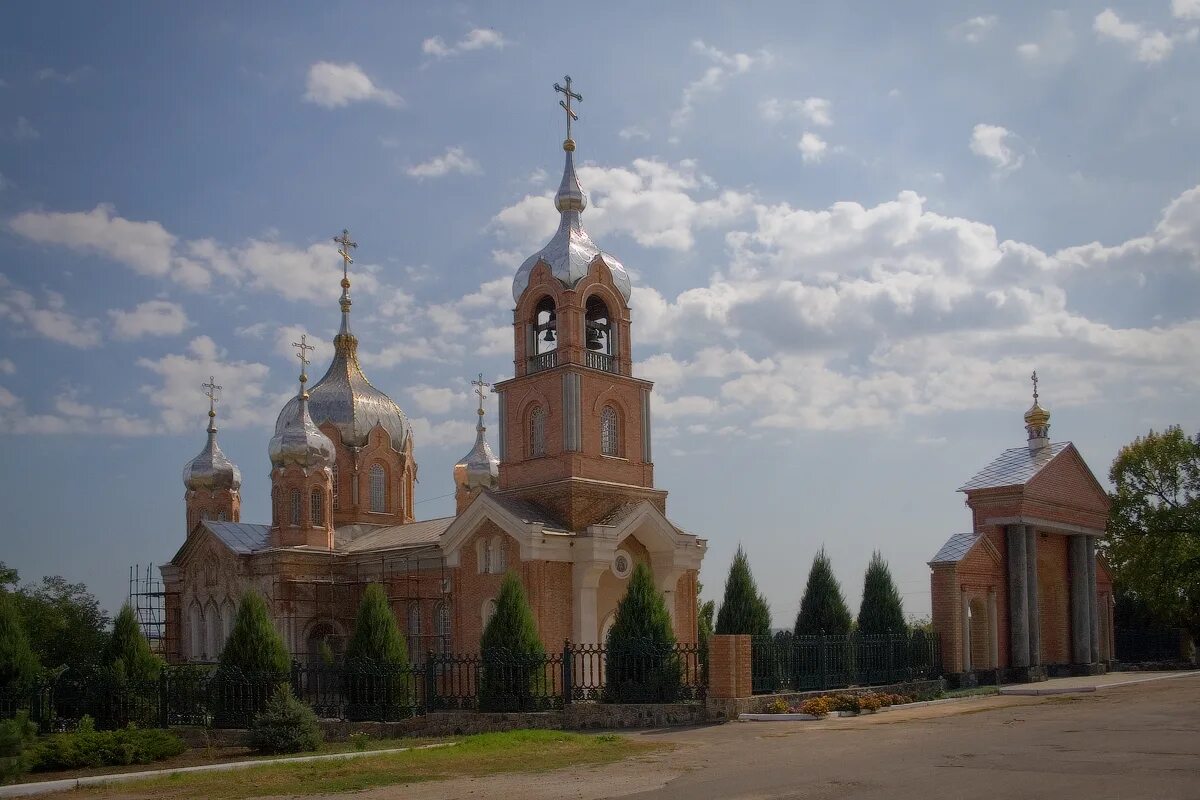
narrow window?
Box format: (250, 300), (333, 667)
(331, 463), (340, 510)
(189, 603), (204, 661)
(370, 464), (386, 513)
(434, 601), (451, 654)
(491, 535), (506, 573)
(407, 602), (422, 660)
(289, 488), (301, 526)
(310, 488), (323, 526)
(483, 599), (498, 631)
(216, 510), (227, 522)
(601, 406), (619, 456)
(529, 406), (546, 457)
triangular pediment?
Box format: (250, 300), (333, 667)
(1024, 442), (1111, 515)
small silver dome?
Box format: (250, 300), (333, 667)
(512, 145), (631, 303)
(455, 425), (499, 491)
(269, 394), (336, 469)
(183, 422), (241, 491)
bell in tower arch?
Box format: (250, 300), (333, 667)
(585, 295), (611, 354)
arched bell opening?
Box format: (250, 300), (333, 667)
(533, 296), (558, 354)
(585, 295), (612, 355)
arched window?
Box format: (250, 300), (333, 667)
(331, 464), (340, 510)
(482, 599), (498, 631)
(216, 510), (227, 522)
(206, 601), (222, 661)
(289, 488), (301, 526)
(491, 535), (506, 573)
(310, 488), (323, 526)
(601, 406), (619, 456)
(369, 464), (387, 513)
(529, 406), (546, 458)
(407, 602), (422, 659)
(271, 487), (279, 525)
(434, 601), (451, 654)
(533, 296), (557, 354)
(477, 538), (490, 574)
(189, 602), (204, 661)
(585, 295), (612, 355)
(221, 599), (235, 644)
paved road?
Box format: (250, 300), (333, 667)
(363, 673), (1200, 800)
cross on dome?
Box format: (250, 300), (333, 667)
(333, 228), (357, 282)
(554, 75), (581, 145)
(202, 375), (222, 427)
(292, 334), (314, 397)
(471, 373), (491, 421)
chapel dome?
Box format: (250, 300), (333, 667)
(1024, 401), (1050, 428)
(182, 417), (241, 492)
(269, 392), (336, 469)
(454, 426), (499, 491)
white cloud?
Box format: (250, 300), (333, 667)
(11, 117), (38, 141)
(0, 386), (154, 436)
(618, 126), (651, 141)
(408, 416), (476, 447)
(1016, 42), (1041, 59)
(950, 15), (998, 43)
(672, 40), (772, 128)
(408, 384), (468, 415)
(405, 147), (482, 179)
(422, 28), (507, 59)
(137, 336), (274, 433)
(0, 274), (102, 348)
(0, 359), (14, 375)
(0, 172), (9, 191)
(760, 97), (832, 127)
(970, 124), (1024, 171)
(1016, 10), (1077, 64)
(36, 67), (90, 84)
(303, 61), (402, 109)
(1175, 0), (1200, 19)
(798, 132), (828, 163)
(9, 204), (177, 279)
(108, 300), (190, 340)
(1093, 9), (1175, 63)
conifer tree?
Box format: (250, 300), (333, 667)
(606, 562), (681, 701)
(793, 548), (852, 636)
(0, 594), (39, 690)
(217, 591), (290, 680)
(715, 545), (772, 636)
(856, 552), (907, 635)
(105, 604), (162, 684)
(479, 573), (545, 711)
(344, 583), (412, 720)
(345, 584), (408, 667)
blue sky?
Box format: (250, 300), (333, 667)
(2, 1), (1199, 626)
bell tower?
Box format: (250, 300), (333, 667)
(493, 76), (665, 530)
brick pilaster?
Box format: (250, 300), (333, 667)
(708, 634), (752, 700)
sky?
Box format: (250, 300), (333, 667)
(2, 1), (1199, 628)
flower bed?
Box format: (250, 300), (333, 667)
(760, 691), (915, 718)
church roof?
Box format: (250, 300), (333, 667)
(484, 491), (571, 532)
(958, 441), (1069, 492)
(928, 532), (979, 565)
(201, 520), (270, 554)
(341, 517), (455, 553)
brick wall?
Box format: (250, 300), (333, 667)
(708, 634), (752, 699)
(1037, 532), (1071, 664)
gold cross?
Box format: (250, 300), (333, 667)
(554, 75), (581, 141)
(332, 228), (357, 282)
(1031, 370), (1039, 403)
(202, 375), (221, 418)
(293, 335), (315, 383)
(471, 373), (491, 418)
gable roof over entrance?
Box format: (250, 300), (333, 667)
(959, 442), (1069, 492)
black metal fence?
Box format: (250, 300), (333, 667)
(1114, 628), (1189, 663)
(1, 639), (707, 729)
(751, 632), (942, 695)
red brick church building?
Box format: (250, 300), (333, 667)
(161, 91), (706, 663)
(929, 378), (1114, 681)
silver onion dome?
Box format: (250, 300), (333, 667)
(512, 139), (631, 303)
(273, 275), (412, 453)
(455, 424), (499, 491)
(183, 413), (241, 491)
(269, 390), (336, 469)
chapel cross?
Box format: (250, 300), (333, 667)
(202, 375), (222, 420)
(332, 228), (357, 282)
(1031, 370), (1039, 403)
(554, 75), (581, 141)
(293, 334), (315, 384)
(471, 373), (491, 419)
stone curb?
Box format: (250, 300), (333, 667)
(0, 742), (457, 798)
(738, 694), (989, 722)
(998, 669), (1200, 697)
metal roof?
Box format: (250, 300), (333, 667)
(486, 492), (570, 532)
(201, 521), (269, 554)
(959, 442), (1069, 492)
(929, 532), (979, 565)
(341, 517), (455, 553)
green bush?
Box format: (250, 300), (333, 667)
(715, 545), (772, 636)
(247, 686), (323, 754)
(215, 592), (291, 726)
(479, 573), (546, 712)
(31, 716), (185, 772)
(0, 593), (40, 691)
(605, 562), (682, 703)
(856, 552), (906, 635)
(0, 711), (37, 784)
(794, 548), (852, 637)
(344, 584), (412, 720)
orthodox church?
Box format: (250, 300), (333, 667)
(929, 377), (1114, 682)
(161, 83), (707, 664)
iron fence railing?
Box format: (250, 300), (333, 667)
(750, 632), (942, 695)
(1114, 628), (1188, 663)
(1, 639), (707, 729)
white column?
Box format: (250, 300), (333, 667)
(987, 588), (999, 669)
(961, 589), (972, 673)
(572, 564), (605, 644)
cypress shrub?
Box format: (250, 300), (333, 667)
(794, 548), (852, 637)
(343, 583), (412, 720)
(247, 685), (323, 754)
(0, 594), (39, 692)
(214, 592), (290, 726)
(715, 545), (772, 636)
(479, 573), (545, 711)
(100, 604), (163, 728)
(0, 711), (36, 784)
(605, 562), (681, 702)
(856, 552), (907, 635)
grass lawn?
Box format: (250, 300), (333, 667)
(53, 730), (664, 799)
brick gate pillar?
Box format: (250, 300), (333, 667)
(1006, 525), (1029, 667)
(1069, 535), (1093, 664)
(1025, 526), (1041, 665)
(709, 634), (752, 700)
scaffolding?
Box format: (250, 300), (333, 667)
(271, 545), (451, 663)
(129, 563), (178, 657)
